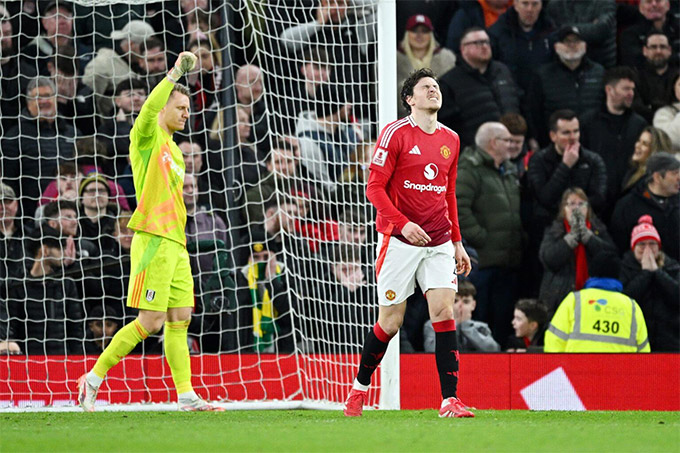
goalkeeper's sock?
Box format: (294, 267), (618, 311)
(91, 319), (149, 380)
(433, 320), (459, 399)
(164, 320), (194, 395)
(356, 322), (393, 386)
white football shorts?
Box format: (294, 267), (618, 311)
(375, 232), (458, 306)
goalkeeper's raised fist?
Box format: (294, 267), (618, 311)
(167, 51), (198, 83)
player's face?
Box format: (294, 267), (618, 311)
(163, 92), (190, 133)
(408, 77), (441, 113)
(633, 239), (660, 263)
(607, 78), (635, 110)
(632, 131), (653, 164)
(550, 118), (580, 153)
(512, 309), (535, 338)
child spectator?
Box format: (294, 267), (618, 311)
(506, 298), (549, 352)
(84, 304), (123, 354)
(424, 280), (500, 353)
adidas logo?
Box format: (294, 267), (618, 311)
(409, 145), (422, 155)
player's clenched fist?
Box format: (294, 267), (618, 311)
(167, 51), (198, 82)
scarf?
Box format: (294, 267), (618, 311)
(246, 261), (282, 352)
(564, 218), (590, 290)
(401, 34), (435, 71)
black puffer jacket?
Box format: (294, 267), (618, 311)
(488, 6), (555, 94)
(619, 11), (680, 68)
(527, 144), (607, 229)
(546, 0), (617, 68)
(580, 106), (648, 213)
(528, 58), (604, 146)
(439, 59), (520, 147)
(538, 216), (617, 313)
(620, 251), (680, 352)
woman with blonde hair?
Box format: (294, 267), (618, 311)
(620, 126), (672, 196)
(396, 14), (455, 118)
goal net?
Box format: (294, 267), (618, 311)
(0, 0), (397, 410)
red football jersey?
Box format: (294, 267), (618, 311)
(368, 116), (461, 246)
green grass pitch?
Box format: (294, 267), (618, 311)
(2, 410), (678, 452)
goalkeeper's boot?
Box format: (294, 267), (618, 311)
(77, 374), (98, 412)
(439, 397), (475, 418)
(179, 397), (226, 412)
(343, 388), (367, 417)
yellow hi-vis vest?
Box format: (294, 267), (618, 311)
(544, 288), (650, 353)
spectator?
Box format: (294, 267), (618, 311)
(1, 77), (77, 219)
(456, 122), (522, 343)
(620, 215), (680, 352)
(488, 0), (555, 97)
(545, 0), (617, 68)
(425, 280), (500, 353)
(527, 26), (605, 147)
(621, 126), (673, 197)
(296, 83), (362, 193)
(186, 38), (221, 142)
(0, 227), (85, 355)
(244, 140), (299, 224)
(184, 172), (227, 278)
(619, 0), (679, 68)
(396, 1), (458, 43)
(506, 298), (549, 351)
(397, 14), (456, 118)
(22, 1), (90, 76)
(235, 64), (267, 144)
(0, 4), (36, 133)
(37, 162), (80, 209)
(653, 72), (680, 152)
(580, 66), (648, 220)
(42, 200), (97, 261)
(75, 137), (130, 211)
(544, 252), (650, 353)
(98, 79), (148, 176)
(538, 187), (618, 313)
(229, 106), (267, 188)
(439, 27), (520, 147)
(527, 109), (607, 238)
(136, 37), (167, 92)
(78, 173), (117, 255)
(84, 304), (123, 354)
(632, 31), (678, 123)
(0, 183), (32, 282)
(611, 152), (680, 261)
(82, 20), (154, 114)
(445, 0), (511, 51)
(178, 138), (213, 206)
(46, 45), (96, 135)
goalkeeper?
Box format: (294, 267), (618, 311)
(78, 52), (224, 412)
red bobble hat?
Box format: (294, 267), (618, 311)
(630, 215), (661, 250)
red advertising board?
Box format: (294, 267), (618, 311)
(2, 354), (678, 410)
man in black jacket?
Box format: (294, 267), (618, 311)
(611, 152), (680, 261)
(580, 66), (647, 221)
(1, 77), (77, 219)
(439, 27), (520, 147)
(632, 31), (678, 123)
(527, 26), (604, 147)
(619, 0), (679, 68)
(527, 109), (607, 239)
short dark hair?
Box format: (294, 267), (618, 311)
(457, 280), (477, 298)
(27, 226), (64, 257)
(549, 109), (578, 132)
(141, 37), (164, 54)
(666, 72), (680, 103)
(54, 161), (77, 177)
(114, 78), (147, 97)
(499, 112), (528, 136)
(515, 299), (549, 326)
(400, 68), (438, 114)
(53, 45), (77, 76)
(459, 26), (487, 45)
(644, 30), (669, 47)
(588, 252), (621, 280)
(603, 66), (637, 87)
(43, 200), (78, 220)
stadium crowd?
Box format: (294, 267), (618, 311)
(0, 0), (678, 356)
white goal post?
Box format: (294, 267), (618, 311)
(0, 0), (399, 411)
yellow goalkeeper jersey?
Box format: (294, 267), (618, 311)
(127, 78), (187, 245)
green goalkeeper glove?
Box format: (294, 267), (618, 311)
(167, 51), (198, 83)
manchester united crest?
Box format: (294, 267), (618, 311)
(385, 290), (396, 301)
(440, 145), (451, 159)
